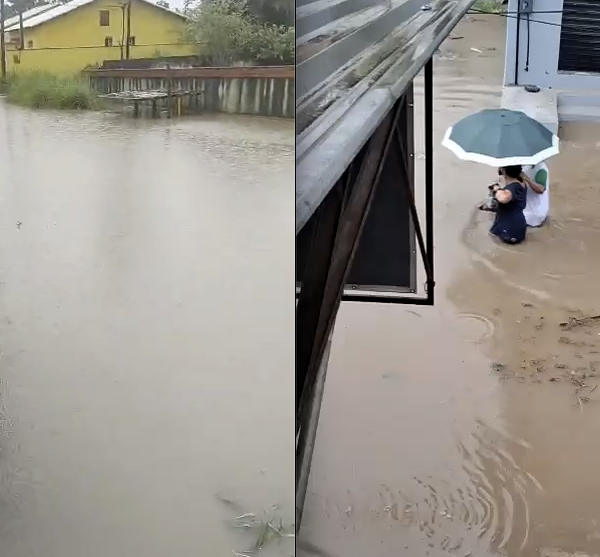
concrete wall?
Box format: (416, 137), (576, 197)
(86, 66), (295, 119)
(504, 0), (600, 89)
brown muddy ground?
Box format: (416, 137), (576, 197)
(299, 15), (600, 557)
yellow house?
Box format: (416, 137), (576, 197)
(4, 0), (195, 75)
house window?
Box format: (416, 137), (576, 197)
(99, 10), (110, 26)
(127, 36), (135, 46)
(13, 54), (20, 64)
(104, 37), (113, 47)
(27, 40), (33, 49)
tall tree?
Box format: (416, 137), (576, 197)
(188, 0), (293, 26)
(246, 0), (293, 26)
(184, 0), (294, 64)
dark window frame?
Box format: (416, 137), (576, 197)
(99, 10), (110, 26)
(104, 36), (113, 47)
(127, 36), (135, 46)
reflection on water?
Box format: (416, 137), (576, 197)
(0, 105), (294, 556)
(301, 15), (600, 557)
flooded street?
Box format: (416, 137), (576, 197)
(300, 15), (600, 557)
(0, 106), (295, 556)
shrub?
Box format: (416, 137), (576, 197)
(4, 71), (98, 110)
(184, 0), (295, 65)
(472, 0), (506, 14)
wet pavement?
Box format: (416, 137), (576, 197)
(300, 15), (600, 557)
(0, 106), (295, 556)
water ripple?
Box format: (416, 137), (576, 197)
(311, 424), (542, 554)
(389, 423), (543, 554)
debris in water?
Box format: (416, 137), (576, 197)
(560, 315), (600, 330)
(298, 540), (336, 557)
(577, 396), (589, 412)
(222, 495), (294, 555)
(234, 513), (255, 521)
(470, 47), (483, 53)
(405, 309), (422, 317)
(215, 493), (246, 513)
(16, 221), (22, 229)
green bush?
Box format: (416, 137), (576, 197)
(184, 0), (295, 65)
(4, 72), (98, 110)
(472, 0), (506, 14)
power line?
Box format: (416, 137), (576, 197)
(470, 7), (600, 35)
(468, 8), (563, 29)
(485, 9), (564, 15)
(6, 41), (205, 52)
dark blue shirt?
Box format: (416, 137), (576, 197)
(490, 181), (527, 244)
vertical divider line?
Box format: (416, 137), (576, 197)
(424, 59), (435, 304)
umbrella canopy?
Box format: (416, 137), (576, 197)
(442, 108), (559, 167)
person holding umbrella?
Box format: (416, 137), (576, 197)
(488, 165), (527, 244)
(442, 108), (559, 243)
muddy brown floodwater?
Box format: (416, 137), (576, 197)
(300, 16), (600, 557)
(0, 104), (295, 556)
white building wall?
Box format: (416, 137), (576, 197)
(504, 0), (600, 90)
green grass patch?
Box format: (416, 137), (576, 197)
(3, 72), (99, 110)
(472, 0), (506, 14)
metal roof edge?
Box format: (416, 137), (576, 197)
(4, 0), (187, 32)
(4, 4), (57, 30)
(296, 0), (477, 233)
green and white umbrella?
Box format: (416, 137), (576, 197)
(442, 108), (559, 167)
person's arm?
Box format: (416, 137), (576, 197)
(495, 187), (513, 204)
(521, 169), (547, 194)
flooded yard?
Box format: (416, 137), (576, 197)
(0, 106), (295, 556)
(300, 15), (600, 557)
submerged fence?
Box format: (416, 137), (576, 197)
(84, 65), (295, 119)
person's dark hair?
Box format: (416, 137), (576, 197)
(503, 165), (523, 179)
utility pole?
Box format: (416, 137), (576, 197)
(19, 11), (24, 50)
(125, 0), (131, 59)
(0, 0), (6, 80)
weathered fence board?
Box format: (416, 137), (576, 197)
(84, 66), (295, 119)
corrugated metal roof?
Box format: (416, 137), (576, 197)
(4, 4), (58, 30)
(296, 0), (476, 233)
(5, 0), (186, 32)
